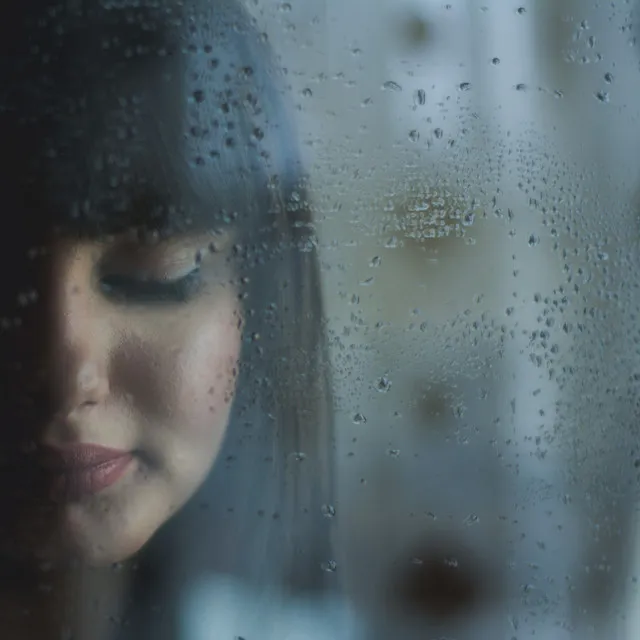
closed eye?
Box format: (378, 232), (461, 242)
(99, 267), (202, 304)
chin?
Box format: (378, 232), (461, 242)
(71, 528), (154, 567)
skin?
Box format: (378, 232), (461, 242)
(36, 228), (242, 566)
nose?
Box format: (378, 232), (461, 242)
(46, 245), (111, 421)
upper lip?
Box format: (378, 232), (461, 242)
(38, 444), (131, 471)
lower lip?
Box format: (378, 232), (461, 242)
(50, 455), (133, 502)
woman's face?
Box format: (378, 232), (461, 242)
(34, 229), (242, 566)
(0, 10), (260, 567)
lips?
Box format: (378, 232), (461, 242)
(39, 444), (133, 502)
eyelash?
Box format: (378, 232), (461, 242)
(99, 267), (202, 304)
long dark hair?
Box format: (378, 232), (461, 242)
(0, 0), (335, 634)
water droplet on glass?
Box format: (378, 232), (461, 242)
(370, 256), (382, 267)
(434, 127), (443, 139)
(414, 88), (426, 105)
(321, 560), (337, 573)
(387, 448), (400, 457)
(516, 6), (526, 14)
(604, 72), (614, 83)
(408, 129), (420, 142)
(377, 375), (391, 392)
(353, 412), (367, 424)
(382, 80), (402, 92)
(528, 234), (540, 247)
(301, 87), (313, 98)
(459, 82), (471, 91)
(515, 83), (527, 91)
(279, 2), (292, 11)
(321, 504), (336, 518)
(595, 91), (610, 103)
(491, 57), (500, 65)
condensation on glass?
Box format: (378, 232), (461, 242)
(0, 1), (638, 639)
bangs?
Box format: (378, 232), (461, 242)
(0, 0), (285, 245)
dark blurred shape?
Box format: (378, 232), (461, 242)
(398, 10), (431, 53)
(393, 538), (491, 621)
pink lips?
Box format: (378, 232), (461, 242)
(39, 444), (133, 502)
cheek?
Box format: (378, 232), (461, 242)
(112, 298), (242, 484)
(175, 313), (242, 435)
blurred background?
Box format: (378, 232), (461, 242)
(242, 1), (640, 637)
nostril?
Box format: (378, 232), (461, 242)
(393, 539), (490, 621)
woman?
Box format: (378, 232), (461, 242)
(0, 0), (338, 637)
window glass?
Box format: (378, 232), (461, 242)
(0, 1), (638, 639)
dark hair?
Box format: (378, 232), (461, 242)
(0, 0), (335, 634)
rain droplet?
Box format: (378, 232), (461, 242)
(377, 375), (392, 392)
(434, 127), (443, 139)
(595, 91), (610, 103)
(387, 448), (400, 457)
(321, 560), (337, 573)
(382, 80), (402, 92)
(279, 2), (292, 11)
(516, 6), (526, 14)
(528, 234), (540, 247)
(459, 82), (471, 91)
(491, 57), (500, 65)
(408, 129), (420, 142)
(301, 87), (313, 98)
(604, 72), (614, 83)
(370, 255), (382, 267)
(321, 504), (336, 518)
(414, 88), (426, 105)
(353, 412), (367, 424)
(515, 83), (527, 91)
